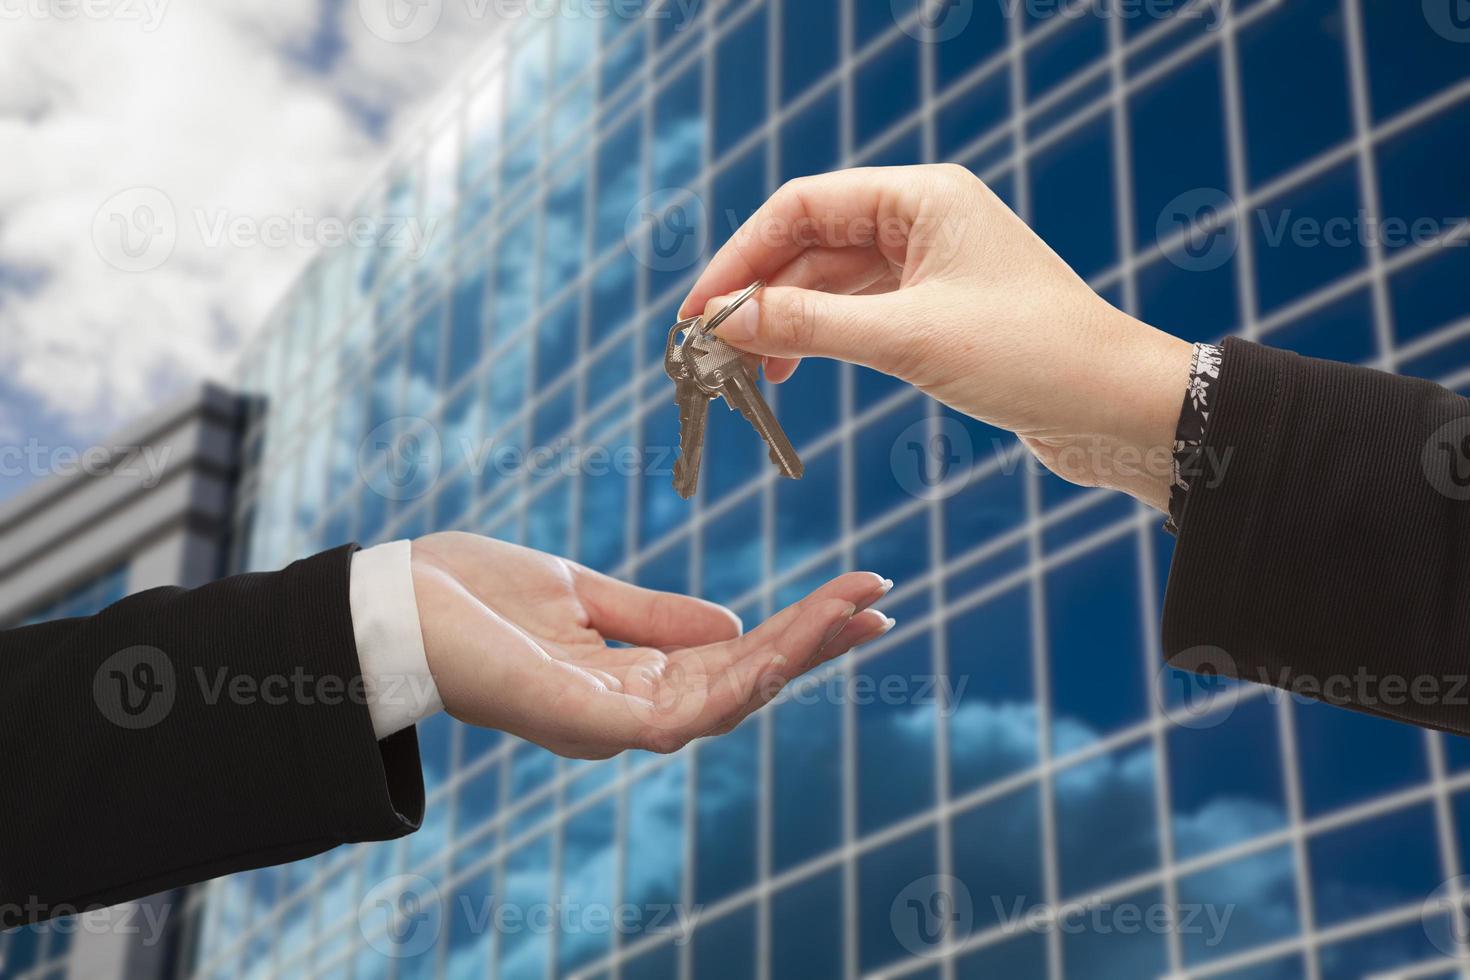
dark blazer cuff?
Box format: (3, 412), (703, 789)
(1161, 337), (1470, 735)
(285, 544), (425, 841)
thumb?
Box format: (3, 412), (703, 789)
(701, 286), (910, 374)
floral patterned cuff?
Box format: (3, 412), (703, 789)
(1165, 342), (1224, 535)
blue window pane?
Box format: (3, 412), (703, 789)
(775, 447), (840, 574)
(856, 511), (931, 593)
(1317, 916), (1456, 980)
(370, 341), (405, 429)
(494, 215), (538, 343)
(531, 382), (574, 448)
(1265, 287), (1377, 363)
(500, 835), (552, 980)
(772, 869), (844, 980)
(595, 119), (643, 252)
(1307, 802), (1440, 928)
(624, 760), (687, 939)
(781, 0), (840, 101)
(1046, 537), (1147, 751)
(714, 8), (766, 156)
(780, 88), (841, 183)
(1296, 699), (1428, 817)
(951, 784), (1044, 933)
(695, 723), (758, 905)
(692, 904), (756, 980)
(636, 537), (689, 595)
(487, 335), (529, 432)
(454, 761), (500, 843)
(526, 478), (571, 557)
(505, 24), (550, 141)
(858, 827), (938, 972)
(1238, 0), (1352, 187)
(711, 141), (765, 251)
(943, 467), (1026, 557)
(1362, 0), (1470, 121)
(1177, 845), (1299, 965)
(1137, 249), (1239, 344)
(938, 71), (1010, 161)
(653, 65), (704, 192)
(600, 19), (644, 107)
(1210, 957), (1310, 980)
(702, 495), (762, 606)
(955, 933), (1048, 979)
(1059, 886), (1168, 980)
(855, 34), (922, 149)
(1167, 696), (1288, 861)
(936, 5), (1008, 92)
(1030, 115), (1116, 279)
(624, 943), (678, 980)
(1390, 233), (1470, 346)
(856, 634), (937, 833)
(856, 398), (929, 523)
(558, 799), (617, 973)
(947, 585), (1038, 793)
(1252, 160), (1365, 316)
(541, 163), (587, 302)
(535, 294), (580, 388)
(578, 451), (629, 572)
(445, 870), (494, 980)
(1054, 741), (1158, 898)
(1377, 98), (1470, 255)
(447, 271), (485, 387)
(1130, 50), (1229, 250)
(774, 356), (839, 452)
(772, 675), (844, 871)
(1027, 12), (1105, 101)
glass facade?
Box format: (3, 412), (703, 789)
(192, 1), (1470, 977)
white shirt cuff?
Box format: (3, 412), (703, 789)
(349, 540), (443, 740)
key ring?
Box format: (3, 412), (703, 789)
(700, 280), (765, 335)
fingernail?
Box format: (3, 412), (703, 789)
(710, 296), (759, 343)
(867, 612), (897, 637)
(822, 604), (857, 647)
(858, 577), (895, 611)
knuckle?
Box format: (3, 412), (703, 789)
(770, 290), (819, 351)
(640, 730), (686, 756)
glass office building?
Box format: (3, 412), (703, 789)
(182, 0), (1470, 977)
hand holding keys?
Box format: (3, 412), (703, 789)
(663, 282), (804, 500)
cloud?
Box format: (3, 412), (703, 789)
(0, 0), (506, 449)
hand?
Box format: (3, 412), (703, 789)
(408, 532), (894, 758)
(680, 165), (1195, 512)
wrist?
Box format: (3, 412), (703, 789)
(1089, 314), (1194, 511)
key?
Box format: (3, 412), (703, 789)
(664, 317), (713, 499)
(685, 329), (805, 481)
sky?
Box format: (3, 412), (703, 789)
(0, 0), (509, 503)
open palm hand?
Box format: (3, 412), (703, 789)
(409, 532), (893, 759)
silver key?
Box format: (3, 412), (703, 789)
(685, 329), (804, 481)
(664, 317), (713, 499)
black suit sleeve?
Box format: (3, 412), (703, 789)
(0, 544), (423, 927)
(1164, 336), (1470, 735)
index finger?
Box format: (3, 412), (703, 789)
(679, 166), (927, 318)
